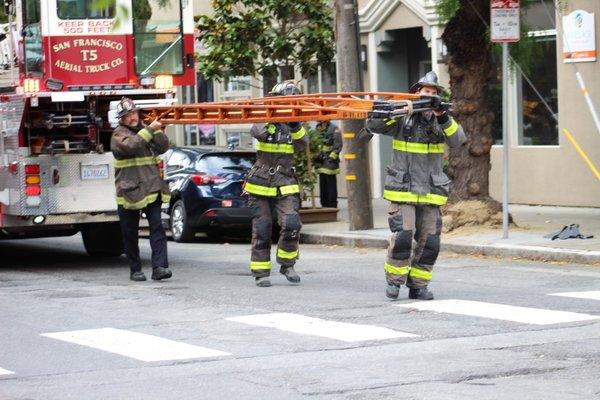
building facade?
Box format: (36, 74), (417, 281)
(189, 0), (600, 207)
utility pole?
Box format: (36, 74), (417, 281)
(335, 0), (373, 230)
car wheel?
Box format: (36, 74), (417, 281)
(170, 200), (195, 242)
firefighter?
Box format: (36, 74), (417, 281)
(245, 80), (309, 287)
(111, 97), (173, 282)
(315, 120), (343, 208)
(365, 72), (466, 300)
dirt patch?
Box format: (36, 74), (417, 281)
(442, 200), (513, 233)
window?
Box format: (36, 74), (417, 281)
(197, 74), (214, 103)
(226, 131), (252, 148)
(199, 124), (216, 145)
(196, 154), (255, 173)
(133, 0), (183, 75)
(224, 76), (251, 92)
(321, 63), (337, 93)
(166, 150), (191, 171)
(23, 0), (42, 74)
(262, 67), (278, 97)
(306, 71), (319, 94)
(57, 0), (114, 19)
(519, 35), (558, 145)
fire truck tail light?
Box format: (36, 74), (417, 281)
(26, 175), (40, 184)
(25, 185), (41, 196)
(155, 75), (173, 89)
(24, 78), (40, 93)
(25, 164), (40, 175)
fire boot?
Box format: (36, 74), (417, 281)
(386, 283), (400, 299)
(255, 277), (272, 287)
(408, 287), (434, 300)
(130, 271), (147, 281)
(151, 267), (172, 281)
(281, 267), (301, 284)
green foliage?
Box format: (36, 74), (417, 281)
(195, 0), (335, 80)
(294, 126), (324, 203)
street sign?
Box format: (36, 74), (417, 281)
(491, 0), (520, 43)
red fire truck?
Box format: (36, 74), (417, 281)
(0, 0), (196, 255)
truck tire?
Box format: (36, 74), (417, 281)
(81, 222), (124, 257)
(170, 200), (196, 242)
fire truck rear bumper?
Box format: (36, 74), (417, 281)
(1, 212), (119, 230)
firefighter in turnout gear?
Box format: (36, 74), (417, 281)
(315, 121), (343, 208)
(364, 72), (467, 300)
(111, 97), (173, 282)
(245, 81), (309, 287)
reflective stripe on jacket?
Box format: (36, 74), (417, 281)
(245, 122), (308, 197)
(366, 112), (466, 206)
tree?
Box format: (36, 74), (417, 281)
(437, 0), (546, 202)
(195, 0), (335, 81)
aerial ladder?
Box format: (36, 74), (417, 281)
(140, 92), (452, 125)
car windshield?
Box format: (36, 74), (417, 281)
(195, 154), (255, 173)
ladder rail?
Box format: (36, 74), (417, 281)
(140, 92), (430, 125)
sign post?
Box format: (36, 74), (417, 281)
(491, 0), (520, 239)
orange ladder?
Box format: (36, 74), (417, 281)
(141, 92), (426, 125)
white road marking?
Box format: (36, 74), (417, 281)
(549, 291), (600, 301)
(395, 300), (599, 325)
(41, 328), (231, 362)
(227, 313), (417, 343)
(0, 367), (14, 375)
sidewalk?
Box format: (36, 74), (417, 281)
(300, 199), (600, 265)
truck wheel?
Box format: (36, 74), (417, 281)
(170, 200), (195, 242)
(81, 222), (124, 257)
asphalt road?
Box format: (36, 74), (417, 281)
(1, 235), (599, 400)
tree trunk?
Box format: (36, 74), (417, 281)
(335, 0), (373, 230)
(442, 0), (495, 202)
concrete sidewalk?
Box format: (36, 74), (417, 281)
(300, 199), (600, 264)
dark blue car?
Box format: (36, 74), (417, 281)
(163, 147), (256, 242)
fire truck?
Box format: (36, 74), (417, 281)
(0, 0), (196, 256)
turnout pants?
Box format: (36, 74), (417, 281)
(249, 194), (302, 278)
(384, 203), (442, 288)
(319, 173), (338, 208)
(117, 198), (168, 273)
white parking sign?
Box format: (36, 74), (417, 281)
(491, 0), (520, 43)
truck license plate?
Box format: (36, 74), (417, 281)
(81, 163), (109, 180)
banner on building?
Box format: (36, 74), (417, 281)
(563, 10), (596, 63)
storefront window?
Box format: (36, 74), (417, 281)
(519, 35), (558, 145)
(133, 0), (183, 75)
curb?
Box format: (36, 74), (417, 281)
(300, 232), (600, 265)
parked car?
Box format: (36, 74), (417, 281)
(163, 147), (256, 242)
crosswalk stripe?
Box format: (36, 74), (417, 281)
(41, 328), (231, 362)
(227, 313), (417, 342)
(0, 367), (14, 375)
(549, 291), (600, 301)
(395, 300), (599, 325)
